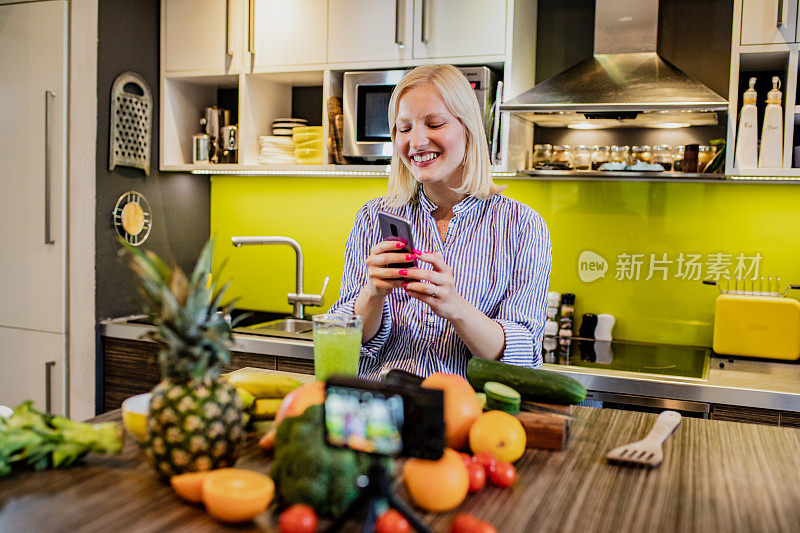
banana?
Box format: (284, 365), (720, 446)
(252, 398), (284, 420)
(227, 372), (302, 398)
(235, 387), (256, 410)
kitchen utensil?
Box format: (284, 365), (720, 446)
(606, 410), (681, 467)
(192, 133), (210, 164)
(109, 71), (152, 175)
(219, 125), (238, 163)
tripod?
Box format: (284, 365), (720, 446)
(323, 457), (432, 533)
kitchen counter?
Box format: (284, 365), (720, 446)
(101, 316), (800, 413)
(3, 407), (800, 532)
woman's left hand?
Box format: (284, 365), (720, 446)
(401, 251), (465, 320)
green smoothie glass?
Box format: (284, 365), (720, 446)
(312, 314), (363, 381)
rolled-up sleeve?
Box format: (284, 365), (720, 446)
(327, 202), (392, 358)
(494, 212), (551, 367)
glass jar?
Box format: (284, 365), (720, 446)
(673, 145), (685, 172)
(683, 144), (700, 173)
(698, 145), (714, 171)
(652, 145), (674, 171)
(550, 145), (573, 167)
(591, 145), (610, 170)
(572, 145), (591, 170)
(609, 145), (629, 164)
(532, 144), (552, 168)
(630, 145), (653, 165)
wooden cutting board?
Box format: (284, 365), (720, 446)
(515, 402), (573, 451)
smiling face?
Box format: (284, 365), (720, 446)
(393, 83), (467, 191)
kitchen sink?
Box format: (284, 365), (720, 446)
(234, 318), (314, 340)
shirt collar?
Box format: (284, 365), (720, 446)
(417, 187), (485, 215)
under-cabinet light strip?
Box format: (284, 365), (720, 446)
(728, 175), (800, 181)
(191, 169), (390, 177)
(191, 168), (520, 178)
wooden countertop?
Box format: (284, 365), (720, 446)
(3, 407), (800, 532)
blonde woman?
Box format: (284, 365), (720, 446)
(329, 64), (551, 380)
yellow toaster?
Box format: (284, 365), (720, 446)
(712, 294), (800, 360)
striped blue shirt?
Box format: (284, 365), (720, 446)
(329, 189), (551, 381)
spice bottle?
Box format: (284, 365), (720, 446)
(683, 144), (699, 173)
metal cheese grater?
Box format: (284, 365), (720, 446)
(109, 71), (152, 175)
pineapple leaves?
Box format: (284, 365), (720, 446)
(120, 237), (237, 383)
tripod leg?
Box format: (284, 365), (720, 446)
(383, 490), (433, 533)
(322, 489), (371, 533)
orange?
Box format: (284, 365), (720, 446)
(421, 373), (482, 450)
(402, 448), (469, 512)
(259, 381), (325, 453)
(468, 410), (527, 463)
(170, 470), (211, 503)
(201, 468), (275, 523)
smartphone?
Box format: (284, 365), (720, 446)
(324, 375), (445, 460)
(377, 211), (416, 269)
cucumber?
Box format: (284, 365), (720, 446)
(467, 357), (586, 405)
(484, 381), (521, 406)
(486, 396), (520, 415)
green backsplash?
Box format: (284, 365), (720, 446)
(210, 176), (800, 347)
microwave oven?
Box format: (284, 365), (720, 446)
(342, 67), (498, 161)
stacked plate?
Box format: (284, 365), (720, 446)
(272, 117), (307, 137)
(259, 135), (296, 164)
(293, 126), (323, 164)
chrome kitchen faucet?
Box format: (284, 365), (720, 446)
(231, 236), (329, 319)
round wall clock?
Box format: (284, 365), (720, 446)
(113, 190), (152, 246)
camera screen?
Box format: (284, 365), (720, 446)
(324, 386), (404, 456)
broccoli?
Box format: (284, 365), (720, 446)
(271, 404), (392, 517)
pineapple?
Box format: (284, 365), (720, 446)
(123, 238), (245, 478)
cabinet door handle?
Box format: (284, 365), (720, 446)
(395, 0), (405, 47)
(421, 0), (431, 44)
(777, 0), (786, 27)
(44, 90), (55, 245)
(45, 361), (55, 414)
(248, 0), (255, 57)
(225, 0), (232, 60)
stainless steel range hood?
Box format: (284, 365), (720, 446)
(501, 0), (728, 127)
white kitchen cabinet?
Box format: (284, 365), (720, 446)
(329, 0), (507, 65)
(163, 0), (246, 75)
(0, 328), (64, 414)
(740, 0), (797, 45)
(251, 0), (327, 69)
(0, 0), (66, 414)
(412, 0), (507, 60)
(328, 0), (413, 63)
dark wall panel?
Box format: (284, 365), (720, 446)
(535, 0), (595, 84)
(96, 0), (210, 321)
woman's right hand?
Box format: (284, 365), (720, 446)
(363, 241), (417, 298)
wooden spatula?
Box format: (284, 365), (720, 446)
(606, 410), (681, 467)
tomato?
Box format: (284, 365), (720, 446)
(473, 521), (499, 533)
(451, 513), (498, 533)
(279, 504), (318, 533)
(451, 513), (481, 533)
(458, 452), (474, 467)
(472, 451), (497, 475)
(375, 509), (411, 533)
(488, 460), (517, 488)
(466, 461), (486, 493)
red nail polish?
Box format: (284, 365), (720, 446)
(395, 242), (404, 248)
(413, 248), (422, 255)
(402, 282), (408, 288)
(405, 254), (415, 261)
(399, 269), (408, 276)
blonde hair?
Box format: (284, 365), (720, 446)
(385, 64), (504, 208)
